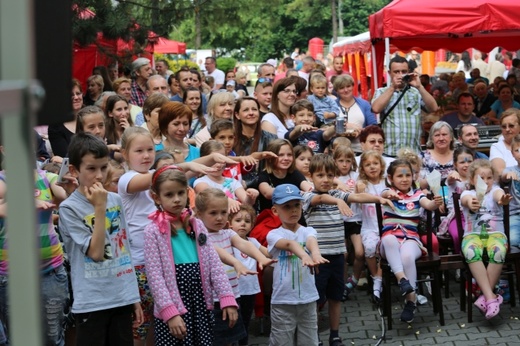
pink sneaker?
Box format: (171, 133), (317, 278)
(485, 295), (503, 320)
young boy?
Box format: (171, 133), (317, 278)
(302, 154), (393, 346)
(59, 133), (143, 345)
(285, 99), (336, 154)
(253, 79), (273, 117)
(267, 184), (328, 346)
(307, 74), (341, 125)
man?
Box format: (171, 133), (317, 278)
(407, 51), (420, 73)
(274, 57), (294, 83)
(488, 53), (506, 82)
(473, 80), (497, 118)
(258, 63), (276, 80)
(467, 68), (489, 85)
(130, 57), (153, 107)
(371, 55), (438, 157)
(155, 59), (171, 79)
(458, 124), (488, 159)
(169, 67), (193, 102)
(291, 47), (300, 60)
(146, 75), (169, 96)
(204, 57), (225, 90)
(326, 56), (348, 83)
(419, 74), (432, 93)
(472, 52), (489, 79)
(298, 56), (315, 82)
(108, 63), (118, 82)
(441, 93), (484, 130)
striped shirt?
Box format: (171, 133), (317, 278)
(208, 228), (240, 299)
(302, 190), (349, 255)
(382, 188), (425, 239)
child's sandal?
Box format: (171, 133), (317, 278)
(474, 294), (487, 314)
(485, 295), (503, 320)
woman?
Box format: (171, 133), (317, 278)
(83, 75), (104, 106)
(192, 91), (234, 147)
(420, 121), (455, 182)
(48, 79), (83, 161)
(456, 51), (473, 80)
(233, 97), (278, 187)
(92, 66), (114, 91)
(113, 77), (143, 124)
(485, 85), (520, 124)
(490, 108), (520, 176)
(261, 77), (297, 138)
(334, 75), (377, 152)
(183, 86), (207, 140)
(142, 93), (169, 151)
(105, 94), (133, 147)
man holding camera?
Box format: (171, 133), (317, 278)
(372, 56), (438, 157)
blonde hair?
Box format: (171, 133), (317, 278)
(358, 150), (385, 182)
(121, 126), (154, 151)
(396, 147), (422, 169)
(195, 188), (228, 213)
(333, 145), (358, 172)
(207, 92), (235, 121)
(468, 159), (495, 189)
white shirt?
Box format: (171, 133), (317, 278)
(360, 180), (387, 236)
(490, 135), (516, 168)
(233, 237), (262, 296)
(208, 69), (225, 89)
(261, 112), (293, 139)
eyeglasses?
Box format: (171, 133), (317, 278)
(367, 139), (384, 145)
(282, 89), (297, 94)
(257, 78), (273, 83)
(501, 124), (518, 129)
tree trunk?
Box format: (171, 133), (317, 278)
(331, 0), (338, 43)
(338, 0), (344, 36)
(195, 2), (201, 49)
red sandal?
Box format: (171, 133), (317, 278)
(485, 295), (503, 320)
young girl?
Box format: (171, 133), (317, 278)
(142, 93), (170, 151)
(183, 87), (206, 140)
(195, 188), (275, 346)
(333, 145), (363, 299)
(229, 205), (270, 346)
(104, 159), (125, 193)
(194, 141), (258, 213)
(306, 74), (340, 126)
(294, 145), (314, 185)
(357, 150), (386, 303)
(460, 159), (511, 319)
(76, 105), (121, 154)
(438, 146), (473, 254)
(105, 95), (134, 148)
(380, 159), (443, 323)
(144, 167), (238, 345)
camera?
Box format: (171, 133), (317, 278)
(402, 73), (413, 83)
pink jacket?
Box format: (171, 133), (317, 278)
(144, 217), (237, 322)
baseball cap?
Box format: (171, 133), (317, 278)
(272, 184), (303, 205)
(226, 80), (236, 87)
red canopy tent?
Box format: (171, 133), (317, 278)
(369, 0), (520, 87)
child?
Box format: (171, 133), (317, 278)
(59, 133), (143, 344)
(144, 166), (238, 345)
(104, 159), (125, 193)
(439, 146), (473, 253)
(461, 159), (511, 319)
(105, 95), (133, 147)
(194, 141), (258, 213)
(302, 154), (393, 345)
(229, 205), (269, 346)
(380, 159), (443, 323)
(76, 105), (121, 154)
(267, 183), (328, 345)
(253, 79), (273, 117)
(333, 146), (364, 299)
(327, 136), (351, 156)
(503, 134), (520, 247)
(285, 99), (335, 154)
(357, 150), (387, 303)
(294, 145), (314, 184)
(306, 74), (341, 125)
(195, 188), (274, 345)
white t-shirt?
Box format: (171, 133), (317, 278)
(267, 225), (319, 305)
(355, 155), (394, 176)
(338, 102), (364, 152)
(490, 136), (516, 168)
(461, 186), (504, 237)
(208, 68), (225, 88)
(337, 172), (361, 222)
(261, 112), (293, 139)
(232, 237), (262, 296)
(360, 180), (387, 237)
(118, 170), (156, 266)
(193, 175), (242, 200)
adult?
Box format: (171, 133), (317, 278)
(146, 74), (169, 96)
(155, 59), (171, 79)
(113, 77), (142, 124)
(83, 75), (103, 106)
(420, 121), (455, 181)
(333, 75), (377, 152)
(183, 86), (206, 140)
(141, 93), (169, 151)
(274, 57), (294, 83)
(130, 57), (153, 107)
(457, 124), (489, 159)
(170, 67), (193, 102)
(191, 68), (212, 103)
(257, 63), (276, 81)
(441, 93), (484, 130)
(371, 55), (438, 157)
(290, 47), (300, 60)
(261, 77), (297, 139)
(326, 56), (348, 83)
(48, 79), (83, 160)
(355, 125), (394, 168)
(233, 97), (278, 187)
(485, 84), (520, 124)
(473, 80), (497, 118)
(92, 66), (113, 91)
(108, 63), (119, 82)
(192, 91), (234, 147)
(467, 68), (489, 86)
(472, 52), (489, 79)
(455, 51), (473, 80)
(167, 74), (180, 98)
(419, 74), (432, 93)
(204, 57), (225, 90)
(451, 72), (470, 102)
(298, 56), (315, 82)
(490, 108), (520, 176)
(407, 50), (420, 73)
(488, 53), (507, 83)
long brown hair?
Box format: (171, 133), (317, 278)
(233, 97), (262, 155)
(270, 77), (296, 129)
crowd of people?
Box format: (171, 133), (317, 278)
(1, 49), (520, 346)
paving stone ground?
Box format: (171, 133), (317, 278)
(247, 274), (520, 346)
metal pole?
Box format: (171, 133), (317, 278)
(0, 0), (44, 345)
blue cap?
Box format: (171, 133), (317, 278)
(272, 184), (303, 205)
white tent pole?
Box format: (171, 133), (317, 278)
(385, 37), (390, 85)
(372, 45), (378, 89)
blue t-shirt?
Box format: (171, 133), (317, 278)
(171, 229), (199, 264)
(285, 129), (329, 154)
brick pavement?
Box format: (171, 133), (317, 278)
(247, 277), (520, 346)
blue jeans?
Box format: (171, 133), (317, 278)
(510, 214), (520, 247)
(0, 265), (69, 346)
